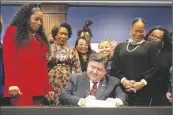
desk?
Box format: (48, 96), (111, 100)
(1, 106), (172, 115)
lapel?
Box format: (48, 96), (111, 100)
(82, 72), (90, 98)
(95, 76), (107, 99)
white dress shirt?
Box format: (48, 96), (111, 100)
(78, 80), (124, 107)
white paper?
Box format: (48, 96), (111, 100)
(85, 99), (116, 108)
(90, 43), (99, 53)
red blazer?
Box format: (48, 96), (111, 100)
(3, 26), (52, 97)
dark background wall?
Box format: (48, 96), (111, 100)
(1, 5), (172, 48)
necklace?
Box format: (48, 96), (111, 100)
(31, 33), (37, 40)
(30, 33), (41, 45)
(126, 42), (140, 52)
(30, 31), (36, 36)
(81, 55), (87, 62)
(31, 33), (36, 36)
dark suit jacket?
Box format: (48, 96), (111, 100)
(59, 72), (127, 106)
(168, 66), (172, 92)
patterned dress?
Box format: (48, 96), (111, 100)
(48, 44), (81, 103)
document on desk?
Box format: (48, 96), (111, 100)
(85, 99), (116, 108)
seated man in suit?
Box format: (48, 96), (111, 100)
(59, 53), (127, 107)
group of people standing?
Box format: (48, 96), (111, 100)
(0, 3), (172, 106)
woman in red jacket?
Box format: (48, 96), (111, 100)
(3, 4), (54, 106)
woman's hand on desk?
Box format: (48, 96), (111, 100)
(45, 91), (55, 101)
(8, 86), (22, 96)
(106, 98), (123, 107)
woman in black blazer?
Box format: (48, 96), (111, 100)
(145, 26), (172, 105)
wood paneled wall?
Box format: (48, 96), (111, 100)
(41, 4), (67, 36)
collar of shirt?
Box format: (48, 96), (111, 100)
(89, 80), (100, 91)
(128, 38), (145, 45)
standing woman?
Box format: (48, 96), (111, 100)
(145, 26), (172, 105)
(98, 39), (112, 76)
(75, 37), (93, 72)
(48, 23), (81, 103)
(0, 15), (5, 105)
(3, 4), (54, 106)
(110, 18), (158, 106)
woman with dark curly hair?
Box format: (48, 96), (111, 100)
(48, 23), (81, 104)
(145, 26), (172, 105)
(2, 4), (55, 106)
(145, 26), (172, 52)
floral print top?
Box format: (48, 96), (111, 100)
(48, 43), (81, 95)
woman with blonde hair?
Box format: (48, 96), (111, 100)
(98, 39), (113, 76)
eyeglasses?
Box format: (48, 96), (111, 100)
(149, 35), (162, 40)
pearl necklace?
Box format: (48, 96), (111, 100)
(126, 42), (140, 52)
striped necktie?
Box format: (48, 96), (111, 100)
(90, 82), (98, 96)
